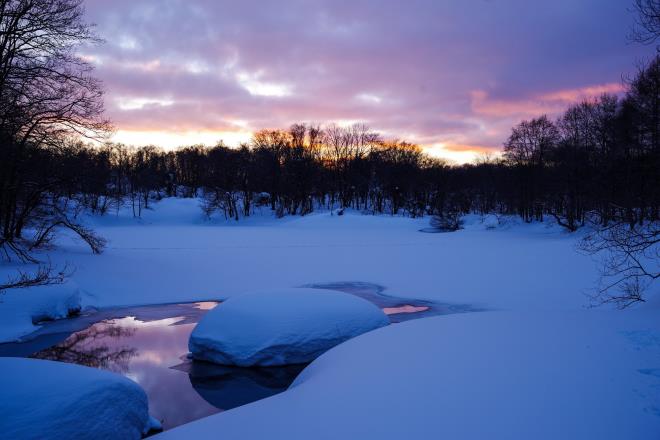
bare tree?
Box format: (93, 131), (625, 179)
(0, 0), (110, 262)
(579, 217), (659, 307)
(503, 115), (559, 166)
(503, 116), (559, 222)
(631, 0), (660, 46)
(289, 123), (306, 149)
(307, 124), (323, 158)
(348, 122), (380, 160)
(0, 0), (110, 144)
(0, 260), (71, 292)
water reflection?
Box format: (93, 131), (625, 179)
(303, 281), (477, 322)
(302, 281), (439, 322)
(0, 291), (452, 431)
(32, 313), (223, 429)
(193, 301), (218, 310)
(31, 323), (137, 373)
(382, 305), (430, 315)
(174, 361), (306, 411)
(20, 304), (305, 431)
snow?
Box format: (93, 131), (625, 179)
(0, 281), (81, 342)
(0, 357), (160, 439)
(482, 213), (500, 229)
(189, 288), (389, 366)
(0, 197), (599, 322)
(158, 309), (660, 440)
(1, 197), (658, 439)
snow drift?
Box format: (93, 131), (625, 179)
(189, 288), (390, 366)
(0, 281), (81, 343)
(0, 357), (159, 439)
(161, 309), (660, 440)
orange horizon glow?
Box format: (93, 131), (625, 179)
(82, 0), (650, 167)
(109, 129), (501, 165)
(105, 80), (628, 165)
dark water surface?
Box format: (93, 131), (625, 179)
(0, 283), (469, 431)
(304, 281), (475, 323)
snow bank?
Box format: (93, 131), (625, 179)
(0, 281), (81, 343)
(0, 357), (159, 439)
(160, 309), (660, 440)
(189, 288), (389, 366)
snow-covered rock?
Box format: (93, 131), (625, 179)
(0, 281), (81, 343)
(189, 288), (389, 366)
(0, 357), (160, 439)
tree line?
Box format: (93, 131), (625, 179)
(32, 55), (658, 233)
(0, 0), (657, 304)
(3, 59), (660, 239)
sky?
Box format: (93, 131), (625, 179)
(83, 0), (654, 163)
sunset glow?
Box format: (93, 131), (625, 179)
(83, 0), (652, 162)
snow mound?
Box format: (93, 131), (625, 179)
(0, 281), (81, 343)
(189, 288), (389, 366)
(0, 358), (160, 439)
(159, 310), (660, 440)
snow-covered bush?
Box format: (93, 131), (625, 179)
(482, 214), (500, 230)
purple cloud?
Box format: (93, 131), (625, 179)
(83, 0), (653, 161)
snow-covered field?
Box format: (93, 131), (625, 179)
(0, 198), (601, 342)
(1, 198), (658, 439)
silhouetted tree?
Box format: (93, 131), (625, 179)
(503, 115), (559, 222)
(632, 0), (660, 46)
(0, 0), (110, 263)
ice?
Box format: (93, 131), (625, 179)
(189, 288), (390, 366)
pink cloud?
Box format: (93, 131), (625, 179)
(538, 82), (625, 102)
(81, 0), (651, 160)
(471, 82), (624, 118)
